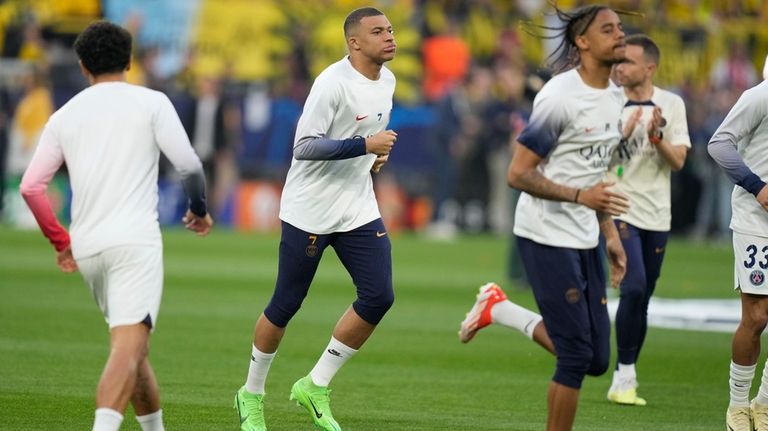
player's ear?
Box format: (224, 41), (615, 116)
(574, 34), (589, 51)
(347, 36), (360, 51)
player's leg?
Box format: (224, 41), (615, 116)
(80, 246), (163, 431)
(93, 323), (150, 430)
(458, 281), (554, 353)
(131, 356), (164, 431)
(609, 222), (647, 405)
(728, 232), (768, 430)
(236, 222), (330, 430)
(517, 238), (595, 431)
(289, 219), (393, 431)
(546, 382), (579, 431)
(634, 229), (668, 362)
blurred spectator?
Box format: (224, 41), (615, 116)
(422, 17), (470, 102)
(690, 87), (733, 242)
(710, 41), (758, 92)
(7, 66), (52, 177)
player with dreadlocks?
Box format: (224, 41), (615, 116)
(459, 5), (628, 430)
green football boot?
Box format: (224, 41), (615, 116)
(289, 375), (341, 431)
(234, 386), (267, 431)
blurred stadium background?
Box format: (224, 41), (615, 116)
(1, 0), (766, 429)
(2, 0), (767, 240)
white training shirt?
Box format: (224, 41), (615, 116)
(514, 68), (624, 249)
(605, 87), (691, 231)
(279, 57), (395, 234)
(26, 82), (204, 259)
(708, 80), (768, 237)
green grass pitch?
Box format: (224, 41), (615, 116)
(0, 225), (743, 429)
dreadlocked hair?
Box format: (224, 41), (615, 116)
(520, 4), (634, 74)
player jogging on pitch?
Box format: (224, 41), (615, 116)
(234, 7), (397, 431)
(20, 21), (212, 431)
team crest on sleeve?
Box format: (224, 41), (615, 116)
(750, 270), (765, 286)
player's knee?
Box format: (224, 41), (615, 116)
(353, 288), (394, 325)
(620, 273), (646, 302)
(742, 305), (768, 333)
(586, 349), (610, 377)
(554, 346), (594, 388)
(554, 357), (591, 389)
(263, 296), (305, 328)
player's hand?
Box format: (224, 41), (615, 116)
(605, 235), (626, 289)
(622, 107), (642, 139)
(57, 245), (78, 273)
(182, 210), (214, 236)
(365, 130), (397, 156)
(647, 106), (663, 141)
(576, 181), (629, 216)
(756, 185), (768, 212)
(371, 154), (389, 173)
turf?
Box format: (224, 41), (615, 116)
(0, 225), (740, 430)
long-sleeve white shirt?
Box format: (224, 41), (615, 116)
(279, 57), (396, 234)
(21, 82), (205, 259)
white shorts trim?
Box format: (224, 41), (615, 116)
(76, 245), (163, 331)
(733, 231), (768, 295)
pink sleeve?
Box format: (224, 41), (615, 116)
(20, 126), (70, 252)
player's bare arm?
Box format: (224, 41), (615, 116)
(508, 142), (629, 215)
(365, 129), (396, 155)
(599, 212), (626, 288)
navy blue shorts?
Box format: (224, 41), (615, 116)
(263, 219), (394, 327)
(517, 236), (610, 389)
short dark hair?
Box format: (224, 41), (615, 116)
(343, 7), (384, 38)
(74, 21), (132, 76)
(625, 33), (660, 65)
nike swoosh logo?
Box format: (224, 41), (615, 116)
(600, 297), (607, 305)
(585, 127), (594, 133)
(235, 394), (248, 424)
(376, 231), (387, 237)
(356, 115), (368, 121)
(655, 247), (665, 254)
(309, 399), (323, 418)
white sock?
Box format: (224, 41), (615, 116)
(136, 410), (164, 431)
(245, 345), (276, 394)
(730, 361), (756, 408)
(490, 300), (543, 340)
(617, 362), (637, 381)
(756, 359), (768, 405)
(92, 408), (123, 431)
(310, 337), (357, 387)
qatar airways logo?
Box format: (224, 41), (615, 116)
(579, 143), (615, 169)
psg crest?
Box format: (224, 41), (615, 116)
(750, 269), (765, 286)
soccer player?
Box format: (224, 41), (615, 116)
(459, 5), (628, 430)
(709, 71), (768, 431)
(603, 34), (690, 406)
(233, 7), (397, 431)
(19, 21), (212, 431)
